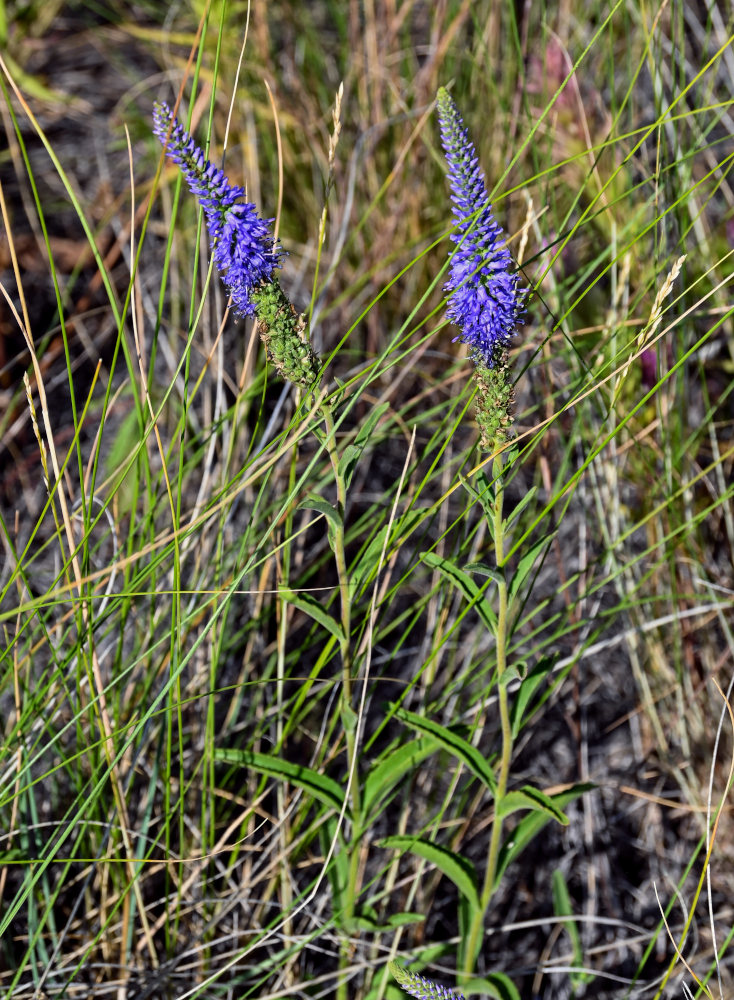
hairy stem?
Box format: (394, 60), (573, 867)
(320, 402), (361, 1000)
(462, 452), (513, 979)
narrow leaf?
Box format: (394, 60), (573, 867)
(552, 869), (594, 989)
(353, 508), (428, 592)
(279, 588), (345, 642)
(495, 784), (593, 886)
(320, 817), (349, 911)
(354, 910), (426, 932)
(380, 835), (479, 910)
(215, 749), (346, 813)
(502, 486), (538, 530)
(355, 400), (390, 447)
(465, 562), (504, 588)
(499, 662), (526, 685)
(352, 524), (389, 591)
(460, 470), (496, 534)
(362, 738), (438, 819)
(339, 401), (390, 489)
(385, 912), (426, 928)
(422, 551), (497, 632)
(496, 785), (570, 824)
(394, 706), (497, 796)
(510, 656), (555, 738)
(507, 534), (552, 607)
(337, 443), (362, 491)
(298, 494), (342, 552)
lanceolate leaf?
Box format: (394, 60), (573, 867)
(215, 749), (346, 814)
(496, 784), (570, 824)
(394, 706), (497, 796)
(502, 485), (538, 531)
(380, 834), (480, 911)
(352, 524), (389, 592)
(353, 910), (426, 932)
(353, 508), (432, 593)
(422, 551), (497, 633)
(297, 494), (342, 552)
(279, 588), (345, 643)
(495, 783), (593, 886)
(319, 816), (349, 913)
(362, 737), (438, 820)
(509, 656), (556, 738)
(464, 562), (505, 588)
(507, 534), (553, 608)
(459, 470), (496, 530)
(339, 401), (390, 489)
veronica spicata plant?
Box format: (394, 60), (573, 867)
(153, 102), (321, 387)
(387, 89), (577, 986)
(436, 86), (523, 451)
(155, 97), (372, 1000)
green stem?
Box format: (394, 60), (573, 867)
(462, 453), (513, 980)
(321, 405), (353, 703)
(320, 402), (361, 1000)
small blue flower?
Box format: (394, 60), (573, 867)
(153, 102), (282, 316)
(436, 88), (522, 367)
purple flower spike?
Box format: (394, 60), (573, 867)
(152, 101), (282, 316)
(436, 88), (522, 367)
(389, 962), (465, 1000)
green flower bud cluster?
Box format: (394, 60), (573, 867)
(472, 352), (514, 451)
(250, 279), (322, 388)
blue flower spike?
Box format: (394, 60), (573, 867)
(153, 102), (321, 387)
(436, 87), (523, 449)
(389, 962), (466, 1000)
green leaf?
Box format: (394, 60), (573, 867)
(460, 470), (497, 534)
(459, 892), (474, 966)
(495, 784), (594, 886)
(385, 911), (426, 928)
(510, 656), (555, 738)
(319, 816), (349, 913)
(337, 444), (362, 490)
(354, 401), (390, 449)
(353, 909), (426, 932)
(552, 869), (595, 991)
(507, 534), (553, 607)
(393, 706), (497, 796)
(380, 835), (480, 911)
(339, 401), (390, 489)
(297, 493), (342, 552)
(351, 524), (389, 591)
(341, 701), (358, 733)
(421, 551), (497, 633)
(105, 406), (142, 515)
(362, 737), (438, 820)
(465, 562), (505, 588)
(503, 485), (538, 530)
(464, 974), (522, 1000)
(497, 785), (570, 824)
(499, 661), (527, 685)
(215, 749), (346, 814)
(279, 588), (345, 642)
(353, 508), (427, 592)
